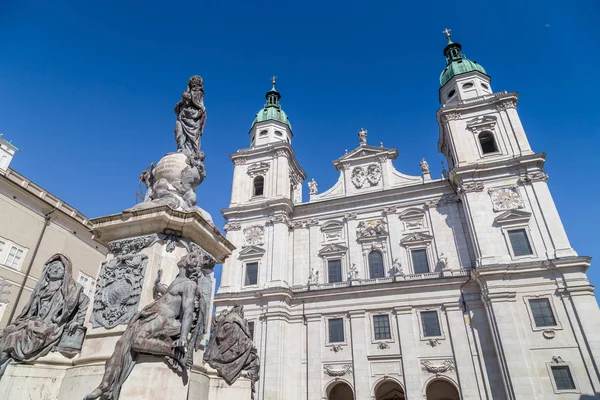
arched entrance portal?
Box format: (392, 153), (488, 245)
(375, 379), (405, 399)
(328, 381), (354, 400)
(425, 379), (460, 400)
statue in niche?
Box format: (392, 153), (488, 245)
(85, 249), (216, 400)
(174, 75), (206, 159)
(0, 254), (89, 377)
(308, 267), (319, 285)
(204, 305), (260, 400)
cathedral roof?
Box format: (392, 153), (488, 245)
(439, 34), (487, 87)
(250, 79), (292, 131)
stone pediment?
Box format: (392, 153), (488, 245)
(466, 115), (497, 133)
(238, 245), (266, 259)
(318, 243), (348, 256)
(494, 209), (531, 225)
(333, 145), (397, 170)
(400, 232), (433, 245)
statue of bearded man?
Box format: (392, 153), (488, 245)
(0, 254), (89, 377)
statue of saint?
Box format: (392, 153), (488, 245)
(174, 75), (206, 158)
(0, 254), (89, 377)
(85, 250), (215, 400)
(204, 305), (260, 400)
(358, 127), (368, 145)
(308, 178), (318, 195)
(420, 158), (430, 174)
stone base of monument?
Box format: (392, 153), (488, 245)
(0, 205), (242, 400)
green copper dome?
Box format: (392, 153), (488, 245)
(440, 38), (487, 87)
(251, 83), (292, 130)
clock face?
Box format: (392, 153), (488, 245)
(491, 188), (522, 211)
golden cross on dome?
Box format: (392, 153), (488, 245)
(443, 28), (451, 39)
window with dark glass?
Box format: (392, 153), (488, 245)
(368, 251), (385, 279)
(248, 321), (255, 340)
(529, 298), (557, 327)
(373, 314), (391, 340)
(508, 229), (533, 256)
(479, 131), (498, 154)
(245, 262), (258, 286)
(328, 318), (344, 343)
(551, 366), (576, 390)
(411, 249), (430, 274)
(253, 176), (264, 197)
(421, 311), (441, 337)
(328, 259), (342, 283)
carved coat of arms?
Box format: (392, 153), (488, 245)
(91, 254), (148, 329)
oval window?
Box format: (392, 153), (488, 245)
(481, 83), (489, 90)
(447, 90), (456, 98)
(275, 131), (283, 137)
(462, 82), (474, 89)
(259, 130), (268, 137)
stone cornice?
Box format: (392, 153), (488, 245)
(436, 91), (519, 122)
(221, 197), (294, 218)
(449, 153), (547, 183)
(230, 142), (307, 181)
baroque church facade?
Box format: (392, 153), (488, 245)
(214, 35), (600, 399)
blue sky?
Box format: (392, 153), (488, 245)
(1, 1), (598, 292)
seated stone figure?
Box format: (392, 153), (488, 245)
(0, 254), (89, 377)
(85, 249), (215, 400)
(204, 304), (260, 400)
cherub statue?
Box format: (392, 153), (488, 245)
(85, 249), (216, 400)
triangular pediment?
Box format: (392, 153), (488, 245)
(238, 245), (266, 259)
(398, 208), (425, 220)
(400, 232), (433, 245)
(494, 209), (531, 225)
(466, 115), (497, 132)
(318, 243), (348, 256)
(333, 145), (397, 169)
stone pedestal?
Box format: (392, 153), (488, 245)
(0, 205), (235, 400)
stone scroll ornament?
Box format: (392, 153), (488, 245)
(204, 305), (260, 400)
(84, 249), (216, 400)
(0, 254), (89, 378)
(131, 75), (210, 213)
(91, 255), (148, 329)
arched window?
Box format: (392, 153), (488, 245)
(253, 176), (264, 197)
(478, 131), (498, 154)
(368, 251), (385, 279)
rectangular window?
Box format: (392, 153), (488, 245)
(328, 318), (344, 343)
(5, 246), (24, 269)
(551, 366), (576, 390)
(373, 314), (391, 340)
(529, 298), (557, 327)
(508, 229), (533, 256)
(411, 249), (430, 274)
(327, 259), (342, 283)
(245, 262), (258, 286)
(248, 321), (255, 340)
(421, 311), (441, 337)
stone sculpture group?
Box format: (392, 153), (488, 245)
(0, 76), (260, 400)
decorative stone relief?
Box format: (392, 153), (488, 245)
(366, 164), (382, 185)
(244, 225), (265, 246)
(382, 206), (397, 216)
(466, 115), (497, 133)
(377, 342), (390, 350)
(426, 338), (441, 347)
(489, 187), (524, 212)
(442, 111), (461, 121)
(458, 181), (484, 194)
(233, 157), (247, 165)
(521, 171), (549, 184)
(330, 344), (343, 353)
(324, 364), (352, 377)
(351, 166), (366, 188)
(224, 222), (241, 231)
(421, 359), (454, 374)
(266, 214), (291, 226)
(246, 162), (270, 178)
(343, 212), (357, 221)
(552, 356), (564, 364)
(91, 254), (148, 329)
(356, 219), (388, 239)
(543, 329), (556, 340)
(496, 99), (517, 111)
(352, 164), (382, 188)
(108, 234), (158, 256)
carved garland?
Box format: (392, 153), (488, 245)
(323, 364), (352, 377)
(420, 360), (455, 374)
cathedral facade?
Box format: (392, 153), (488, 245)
(214, 36), (600, 399)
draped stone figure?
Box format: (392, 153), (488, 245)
(204, 305), (260, 400)
(174, 75), (206, 159)
(0, 254), (89, 377)
(84, 249), (215, 400)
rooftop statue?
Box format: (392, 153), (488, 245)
(174, 75), (207, 159)
(0, 254), (89, 377)
(204, 305), (260, 400)
(84, 249), (216, 400)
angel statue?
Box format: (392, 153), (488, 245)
(204, 305), (260, 400)
(85, 249), (216, 400)
(174, 75), (206, 158)
(0, 254), (89, 378)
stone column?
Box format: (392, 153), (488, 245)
(394, 305), (420, 399)
(306, 314), (322, 400)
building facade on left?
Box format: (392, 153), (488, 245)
(0, 134), (107, 327)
